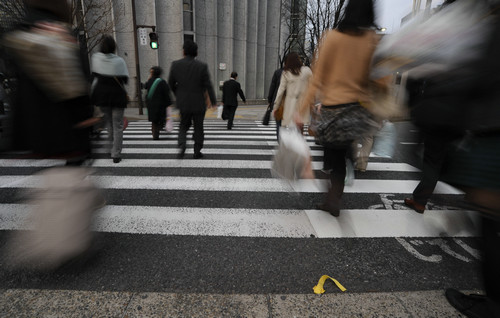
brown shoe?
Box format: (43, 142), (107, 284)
(404, 198), (425, 213)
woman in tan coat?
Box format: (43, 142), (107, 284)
(273, 53), (312, 131)
(297, 0), (378, 217)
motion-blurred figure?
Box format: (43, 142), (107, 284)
(3, 0), (102, 270)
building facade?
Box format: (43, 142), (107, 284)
(105, 0), (284, 103)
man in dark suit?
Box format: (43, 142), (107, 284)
(168, 40), (217, 159)
(222, 72), (246, 130)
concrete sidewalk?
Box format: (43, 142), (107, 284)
(0, 288), (470, 317)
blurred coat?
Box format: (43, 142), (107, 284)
(11, 8), (92, 158)
(145, 77), (172, 123)
(273, 66), (312, 126)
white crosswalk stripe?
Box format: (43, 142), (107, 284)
(0, 119), (477, 240)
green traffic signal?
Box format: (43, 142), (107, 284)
(149, 32), (159, 49)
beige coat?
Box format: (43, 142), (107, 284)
(273, 66), (312, 126)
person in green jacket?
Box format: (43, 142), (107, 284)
(145, 66), (172, 140)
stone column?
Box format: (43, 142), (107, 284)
(245, 0), (259, 100)
(195, 0), (218, 92)
(265, 0), (281, 96)
(136, 0), (158, 83)
(112, 1), (136, 101)
(233, 0), (247, 95)
(216, 0), (234, 98)
(156, 0), (183, 77)
(256, 0), (267, 99)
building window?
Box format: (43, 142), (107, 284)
(183, 0), (194, 31)
(184, 34), (194, 43)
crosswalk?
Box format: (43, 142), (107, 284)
(0, 119), (483, 298)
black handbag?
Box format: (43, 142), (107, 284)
(262, 104), (272, 125)
(221, 105), (229, 120)
(314, 103), (378, 147)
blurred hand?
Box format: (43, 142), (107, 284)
(294, 112), (303, 126)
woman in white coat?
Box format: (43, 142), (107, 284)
(272, 52), (312, 132)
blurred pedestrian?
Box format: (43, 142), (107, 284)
(91, 35), (129, 164)
(222, 71), (246, 130)
(145, 66), (172, 139)
(168, 40), (217, 159)
(9, 0), (92, 162)
(297, 0), (379, 217)
(4, 0), (102, 270)
(272, 52), (312, 133)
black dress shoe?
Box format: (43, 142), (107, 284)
(445, 288), (493, 318)
(404, 198), (425, 213)
(316, 203), (340, 217)
(177, 147), (186, 159)
(112, 157), (121, 163)
(193, 152), (204, 159)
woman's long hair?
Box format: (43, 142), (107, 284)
(337, 0), (376, 34)
(283, 52), (303, 76)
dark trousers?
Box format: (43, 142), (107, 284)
(225, 105), (237, 129)
(323, 146), (350, 208)
(413, 130), (460, 205)
(151, 121), (162, 140)
(178, 111), (205, 155)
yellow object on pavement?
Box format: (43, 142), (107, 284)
(313, 275), (347, 294)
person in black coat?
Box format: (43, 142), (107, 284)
(267, 67), (283, 140)
(145, 66), (172, 140)
(168, 40), (216, 159)
(222, 72), (246, 130)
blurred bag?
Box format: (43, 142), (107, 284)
(5, 167), (101, 270)
(372, 121), (397, 158)
(216, 105), (223, 119)
(165, 107), (174, 132)
(314, 103), (378, 147)
(222, 105), (230, 120)
(271, 126), (312, 180)
(368, 79), (405, 120)
(3, 22), (88, 102)
(274, 92), (286, 121)
(262, 104), (272, 125)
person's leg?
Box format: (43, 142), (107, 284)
(192, 112), (205, 157)
(276, 120), (282, 141)
(355, 134), (374, 171)
(177, 112), (192, 158)
(406, 130), (458, 212)
(227, 106), (236, 129)
(320, 146), (348, 216)
(151, 121), (159, 140)
(110, 108), (124, 161)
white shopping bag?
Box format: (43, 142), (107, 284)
(165, 107), (174, 132)
(217, 105), (223, 119)
(372, 121), (397, 158)
(271, 126), (312, 180)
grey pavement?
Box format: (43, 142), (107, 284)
(0, 288), (473, 317)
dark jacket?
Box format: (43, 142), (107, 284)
(168, 56), (216, 113)
(222, 79), (246, 107)
(145, 77), (172, 123)
(267, 68), (283, 104)
(91, 75), (128, 108)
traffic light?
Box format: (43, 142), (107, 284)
(149, 32), (158, 49)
